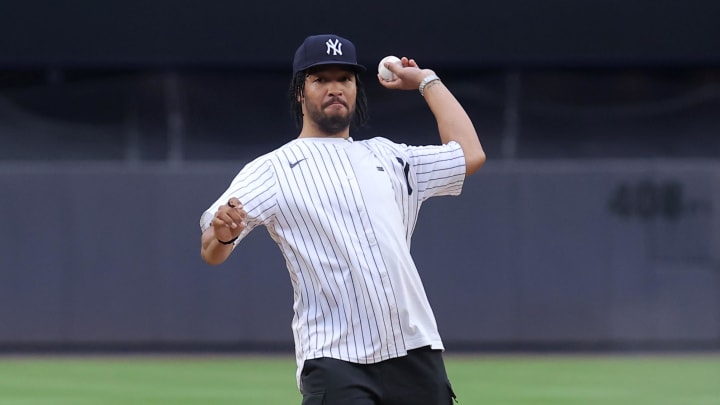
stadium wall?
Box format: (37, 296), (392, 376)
(1, 160), (718, 351)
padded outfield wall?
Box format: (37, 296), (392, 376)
(1, 160), (718, 350)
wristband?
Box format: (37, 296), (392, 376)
(218, 236), (238, 245)
(418, 74), (441, 97)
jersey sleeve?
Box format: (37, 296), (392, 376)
(404, 141), (466, 202)
(199, 157), (277, 243)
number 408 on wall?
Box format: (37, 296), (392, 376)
(607, 179), (708, 221)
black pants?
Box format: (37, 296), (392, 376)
(300, 346), (457, 405)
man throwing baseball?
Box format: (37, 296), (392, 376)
(200, 34), (485, 405)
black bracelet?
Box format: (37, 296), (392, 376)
(218, 236), (238, 245)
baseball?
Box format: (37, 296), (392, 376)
(378, 55), (400, 81)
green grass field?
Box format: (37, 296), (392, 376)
(0, 354), (718, 404)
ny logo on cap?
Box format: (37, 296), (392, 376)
(326, 39), (343, 56)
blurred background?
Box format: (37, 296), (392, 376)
(1, 0), (719, 354)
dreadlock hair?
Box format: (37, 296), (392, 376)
(288, 70), (369, 130)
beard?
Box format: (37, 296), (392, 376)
(306, 99), (354, 135)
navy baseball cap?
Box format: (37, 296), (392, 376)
(293, 34), (366, 74)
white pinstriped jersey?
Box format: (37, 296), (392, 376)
(200, 136), (466, 389)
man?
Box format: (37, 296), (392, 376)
(200, 34), (485, 405)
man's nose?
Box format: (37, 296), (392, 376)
(327, 82), (343, 95)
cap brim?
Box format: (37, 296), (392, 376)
(298, 61), (366, 73)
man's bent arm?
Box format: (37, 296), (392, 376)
(422, 79), (486, 175)
(379, 58), (486, 176)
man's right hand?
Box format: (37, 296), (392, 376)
(212, 196), (247, 244)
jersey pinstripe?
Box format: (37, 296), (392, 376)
(200, 136), (466, 389)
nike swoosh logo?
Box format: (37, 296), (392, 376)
(289, 158), (307, 168)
